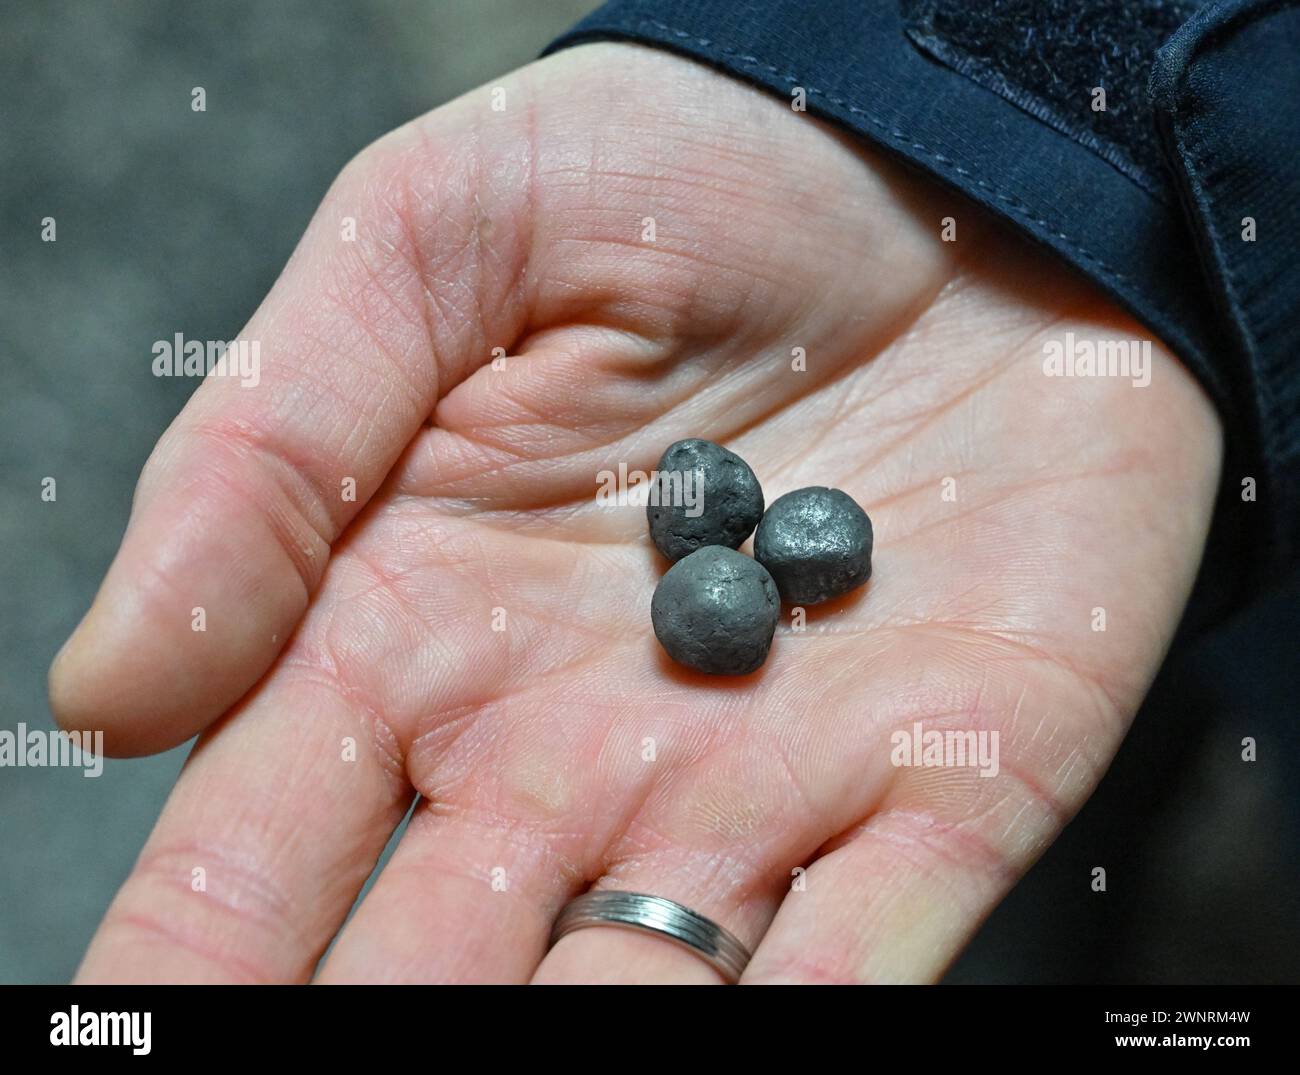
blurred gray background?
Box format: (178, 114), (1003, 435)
(2, 0), (1297, 984)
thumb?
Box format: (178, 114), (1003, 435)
(49, 90), (534, 755)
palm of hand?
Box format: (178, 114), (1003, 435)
(61, 45), (1219, 983)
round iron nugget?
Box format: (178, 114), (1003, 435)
(650, 546), (780, 675)
(754, 487), (873, 605)
(646, 439), (764, 561)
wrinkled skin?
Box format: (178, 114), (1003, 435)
(50, 44), (1221, 983)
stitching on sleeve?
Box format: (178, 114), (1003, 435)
(638, 18), (1139, 293)
(1166, 1), (1300, 461)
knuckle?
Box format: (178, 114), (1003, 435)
(102, 840), (309, 982)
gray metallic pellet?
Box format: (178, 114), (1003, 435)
(646, 439), (764, 562)
(650, 546), (780, 675)
(754, 486), (873, 605)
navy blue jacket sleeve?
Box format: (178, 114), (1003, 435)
(543, 0), (1300, 618)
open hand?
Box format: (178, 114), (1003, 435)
(53, 44), (1221, 983)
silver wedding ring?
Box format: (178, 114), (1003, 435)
(549, 891), (752, 983)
